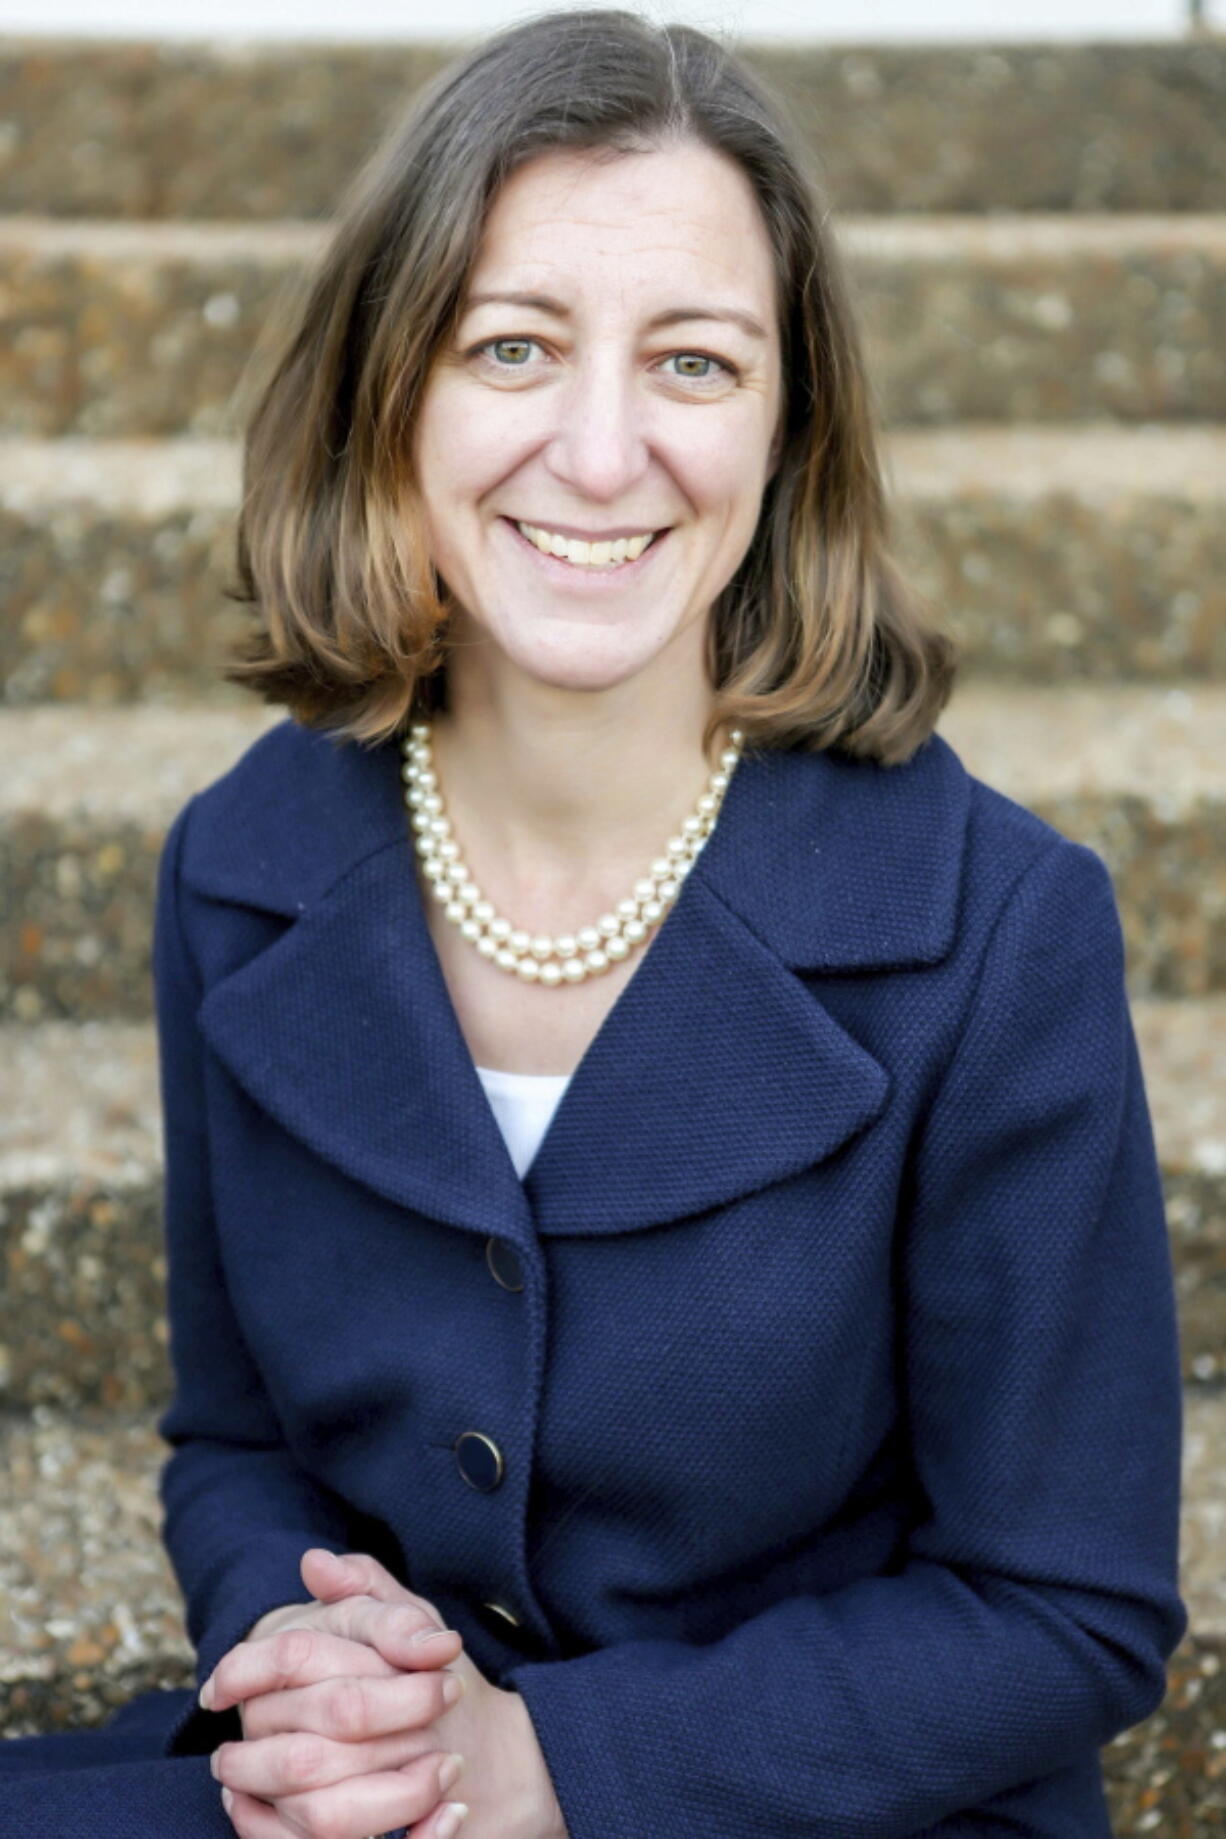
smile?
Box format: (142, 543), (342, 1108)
(499, 516), (670, 585)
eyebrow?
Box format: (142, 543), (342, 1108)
(462, 290), (769, 342)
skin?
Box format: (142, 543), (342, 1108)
(205, 135), (783, 1837)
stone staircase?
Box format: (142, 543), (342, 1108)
(1, 32), (1223, 1830)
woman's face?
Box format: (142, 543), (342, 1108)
(411, 138), (784, 701)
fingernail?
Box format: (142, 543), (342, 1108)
(209, 1748), (222, 1779)
(436, 1803), (469, 1838)
(441, 1672), (463, 1704)
(198, 1676), (215, 1710)
(438, 1752), (464, 1792)
(220, 1786), (233, 1813)
(411, 1625), (453, 1647)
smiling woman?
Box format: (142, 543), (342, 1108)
(0, 8), (1187, 1839)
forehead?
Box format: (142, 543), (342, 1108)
(465, 141), (776, 305)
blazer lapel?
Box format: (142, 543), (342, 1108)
(184, 720), (970, 1245)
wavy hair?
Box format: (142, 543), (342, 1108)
(221, 6), (958, 765)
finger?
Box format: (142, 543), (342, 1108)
(301, 1547), (425, 1612)
(210, 1623), (398, 1716)
(274, 1751), (466, 1838)
(216, 1784), (301, 1838)
(241, 1661), (465, 1745)
(405, 1793), (473, 1839)
(215, 1723), (447, 1799)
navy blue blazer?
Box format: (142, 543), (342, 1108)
(21, 716), (1191, 1835)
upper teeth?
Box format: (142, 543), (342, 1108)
(516, 521), (657, 567)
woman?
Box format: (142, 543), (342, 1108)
(0, 9), (1186, 1838)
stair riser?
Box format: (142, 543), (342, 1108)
(4, 791), (1222, 1020)
(4, 488), (1225, 699)
(0, 1168), (1219, 1416)
(2, 227), (1223, 435)
(1, 42), (1223, 219)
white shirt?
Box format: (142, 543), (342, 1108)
(474, 1063), (573, 1178)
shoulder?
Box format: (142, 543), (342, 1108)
(168, 714), (408, 915)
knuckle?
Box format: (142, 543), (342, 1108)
(296, 1796), (351, 1839)
(273, 1625), (316, 1676)
(325, 1676), (369, 1739)
(285, 1730), (330, 1784)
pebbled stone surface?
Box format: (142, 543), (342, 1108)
(0, 39), (1223, 220)
(0, 997), (1220, 1410)
(3, 428), (1224, 704)
(1, 215), (1223, 435)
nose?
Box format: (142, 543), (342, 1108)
(543, 351), (652, 504)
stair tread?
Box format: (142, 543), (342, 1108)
(4, 425), (1225, 514)
(2, 995), (1222, 1189)
(2, 686), (1222, 824)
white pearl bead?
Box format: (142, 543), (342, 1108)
(585, 949), (608, 972)
(538, 961), (564, 986)
(477, 936), (499, 959)
(605, 936), (630, 960)
(459, 881), (480, 904)
(420, 793), (443, 815)
(460, 918), (482, 941)
(516, 957), (540, 981)
(720, 749), (739, 770)
(641, 899), (663, 922)
(597, 914), (620, 937)
(616, 899), (639, 921)
(576, 927), (601, 951)
(623, 918), (647, 943)
(696, 792), (717, 815)
(445, 899), (467, 922)
(710, 771), (728, 792)
(658, 878), (678, 899)
(681, 816), (703, 837)
(495, 947), (518, 970)
(489, 918), (512, 941)
(531, 937), (553, 959)
(509, 929), (531, 953)
(415, 768), (438, 790)
(562, 959), (587, 983)
(633, 878), (656, 902)
(667, 836), (689, 858)
(445, 863), (467, 884)
(437, 838), (460, 860)
(650, 858), (672, 880)
(429, 879), (451, 903)
(474, 900), (495, 923)
(555, 935), (577, 957)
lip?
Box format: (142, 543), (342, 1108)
(498, 515), (671, 587)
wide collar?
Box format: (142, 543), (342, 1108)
(184, 718), (970, 1244)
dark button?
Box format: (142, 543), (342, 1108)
(481, 1598), (523, 1630)
(455, 1430), (504, 1491)
(485, 1236), (524, 1292)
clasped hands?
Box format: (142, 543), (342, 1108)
(200, 1547), (568, 1839)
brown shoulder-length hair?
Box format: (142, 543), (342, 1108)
(221, 6), (958, 766)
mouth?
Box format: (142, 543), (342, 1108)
(498, 516), (671, 587)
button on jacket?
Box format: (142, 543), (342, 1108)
(2, 714), (1187, 1836)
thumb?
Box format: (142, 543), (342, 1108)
(301, 1547), (424, 1611)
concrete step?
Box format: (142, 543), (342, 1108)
(3, 686), (1222, 1022)
(1, 38), (1222, 220)
(0, 992), (1220, 1414)
(0, 1397), (1221, 1839)
(4, 428), (1224, 704)
(2, 214), (1223, 435)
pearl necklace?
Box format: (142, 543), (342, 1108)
(400, 719), (745, 986)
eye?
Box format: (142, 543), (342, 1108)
(469, 336), (543, 369)
(658, 352), (739, 387)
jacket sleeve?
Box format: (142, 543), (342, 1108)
(152, 793), (361, 1702)
(502, 836), (1189, 1839)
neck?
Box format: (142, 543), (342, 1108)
(422, 651), (729, 921)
